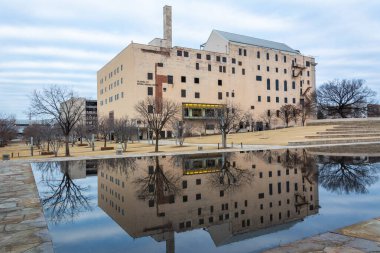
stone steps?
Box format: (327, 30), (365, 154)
(288, 137), (380, 146)
(317, 130), (380, 134)
(305, 133), (380, 139)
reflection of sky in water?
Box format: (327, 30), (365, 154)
(32, 158), (380, 253)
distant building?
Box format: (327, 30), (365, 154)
(97, 6), (316, 137)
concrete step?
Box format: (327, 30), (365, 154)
(317, 130), (380, 134)
(307, 118), (380, 126)
(288, 137), (380, 146)
(305, 133), (380, 139)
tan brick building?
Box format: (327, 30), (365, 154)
(97, 6), (316, 138)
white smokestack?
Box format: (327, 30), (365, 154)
(163, 5), (172, 48)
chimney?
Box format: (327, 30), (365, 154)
(163, 5), (172, 48)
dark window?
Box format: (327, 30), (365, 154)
(184, 51), (189, 57)
(267, 79), (270, 90)
(251, 105), (255, 109)
(167, 75), (173, 84)
(147, 72), (153, 80)
(206, 54), (211, 60)
(149, 199), (154, 207)
(223, 66), (226, 73)
(276, 67), (279, 73)
(284, 81), (288, 91)
(257, 65), (261, 70)
(210, 206), (214, 213)
(196, 193), (201, 200)
(238, 48), (242, 55)
(183, 195), (188, 202)
(292, 81), (296, 89)
(222, 57), (227, 62)
(220, 190), (224, 197)
(232, 58), (236, 64)
(307, 71), (310, 77)
(181, 76), (186, 83)
(177, 50), (182, 56)
(267, 66), (270, 72)
(269, 183), (273, 195)
(148, 105), (153, 113)
(197, 53), (202, 59)
(278, 182), (282, 194)
(232, 67), (235, 74)
(284, 69), (287, 74)
(208, 64), (211, 71)
(216, 56), (221, 62)
(258, 96), (261, 102)
(182, 180), (187, 189)
(195, 63), (199, 70)
(306, 61), (310, 67)
(218, 92), (222, 100)
(256, 75), (262, 81)
(276, 97), (279, 103)
(195, 92), (200, 98)
(232, 92), (235, 97)
(257, 51), (260, 58)
(243, 49), (247, 56)
(238, 61), (242, 66)
(267, 96), (271, 102)
(226, 92), (229, 97)
(242, 68), (245, 75)
(284, 55), (287, 62)
(276, 110), (280, 117)
(259, 193), (264, 199)
(194, 77), (199, 84)
(266, 52), (270, 60)
(275, 54), (278, 61)
(147, 87), (153, 96)
(267, 110), (271, 117)
(198, 208), (202, 215)
(196, 179), (201, 185)
(199, 218), (204, 225)
(181, 89), (186, 98)
(286, 181), (290, 192)
(218, 80), (222, 86)
(219, 66), (223, 72)
(293, 98), (296, 104)
(209, 217), (214, 223)
(157, 63), (163, 67)
(284, 97), (288, 103)
(276, 80), (279, 91)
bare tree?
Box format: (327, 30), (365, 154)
(300, 91), (317, 126)
(0, 114), (17, 146)
(98, 116), (112, 148)
(113, 117), (137, 152)
(318, 79), (376, 118)
(291, 106), (301, 125)
(171, 121), (193, 146)
(216, 103), (243, 148)
(259, 110), (277, 130)
(29, 85), (85, 156)
(278, 104), (297, 127)
(135, 97), (180, 152)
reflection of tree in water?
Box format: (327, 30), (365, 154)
(133, 156), (181, 211)
(208, 153), (255, 193)
(98, 157), (137, 180)
(35, 161), (92, 224)
(318, 156), (379, 194)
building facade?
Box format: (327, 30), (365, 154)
(97, 6), (316, 137)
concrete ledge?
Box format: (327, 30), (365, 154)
(288, 137), (380, 146)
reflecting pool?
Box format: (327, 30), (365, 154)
(32, 149), (380, 253)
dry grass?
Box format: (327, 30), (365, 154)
(185, 125), (333, 146)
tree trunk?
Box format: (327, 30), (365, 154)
(155, 131), (159, 152)
(222, 130), (227, 148)
(104, 136), (107, 148)
(123, 140), (127, 152)
(80, 137), (83, 145)
(65, 135), (70, 156)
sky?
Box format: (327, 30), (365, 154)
(0, 0), (380, 118)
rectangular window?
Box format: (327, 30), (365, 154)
(269, 184), (273, 195)
(278, 182), (282, 194)
(194, 77), (200, 84)
(276, 80), (279, 91)
(276, 67), (278, 73)
(181, 76), (186, 83)
(284, 81), (288, 91)
(222, 57), (227, 62)
(257, 51), (260, 58)
(232, 58), (236, 64)
(256, 75), (262, 81)
(257, 65), (261, 71)
(167, 75), (173, 84)
(258, 193), (264, 199)
(197, 53), (202, 59)
(284, 55), (287, 62)
(243, 49), (247, 56)
(239, 48), (242, 55)
(195, 92), (200, 98)
(293, 98), (296, 104)
(206, 54), (211, 60)
(218, 80), (222, 86)
(223, 66), (226, 73)
(284, 69), (287, 74)
(306, 61), (310, 67)
(216, 56), (221, 62)
(284, 97), (288, 103)
(177, 50), (182, 56)
(276, 97), (279, 103)
(196, 193), (201, 200)
(184, 51), (189, 57)
(266, 52), (270, 60)
(267, 96), (271, 102)
(232, 67), (235, 74)
(219, 66), (223, 72)
(147, 87), (153, 96)
(208, 64), (211, 71)
(267, 66), (270, 72)
(147, 73), (153, 80)
(267, 79), (270, 90)
(148, 105), (153, 113)
(242, 68), (245, 75)
(218, 92), (222, 100)
(181, 89), (186, 98)
(292, 81), (296, 89)
(182, 180), (187, 189)
(258, 96), (261, 102)
(195, 63), (199, 70)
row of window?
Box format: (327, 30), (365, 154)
(257, 96), (297, 104)
(100, 64), (124, 84)
(99, 92), (124, 106)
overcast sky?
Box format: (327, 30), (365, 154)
(1, 0), (379, 118)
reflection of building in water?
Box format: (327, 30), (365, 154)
(98, 150), (319, 252)
(64, 160), (98, 179)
